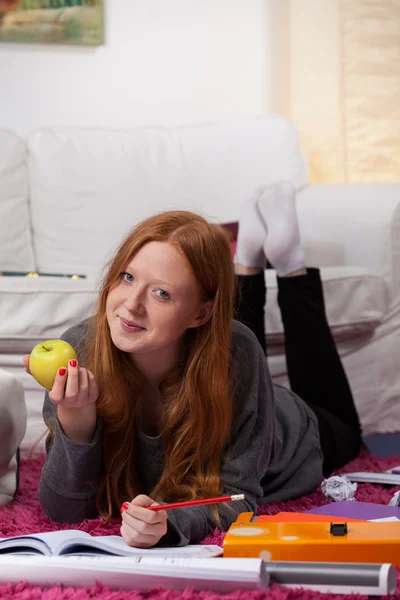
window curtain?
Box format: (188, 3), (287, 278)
(271, 0), (400, 183)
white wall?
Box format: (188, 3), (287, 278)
(0, 0), (272, 137)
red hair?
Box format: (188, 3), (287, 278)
(82, 211), (235, 520)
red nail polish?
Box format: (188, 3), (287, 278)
(120, 502), (129, 514)
(59, 368), (67, 376)
(70, 359), (77, 368)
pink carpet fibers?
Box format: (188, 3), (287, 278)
(0, 451), (399, 599)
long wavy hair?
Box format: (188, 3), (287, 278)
(82, 210), (235, 520)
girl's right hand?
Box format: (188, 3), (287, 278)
(23, 355), (99, 409)
(24, 354), (99, 443)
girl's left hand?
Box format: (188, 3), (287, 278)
(120, 495), (168, 548)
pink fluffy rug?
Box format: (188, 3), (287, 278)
(0, 451), (399, 599)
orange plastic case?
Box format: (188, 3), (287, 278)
(223, 513), (400, 567)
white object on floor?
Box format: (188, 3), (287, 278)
(0, 556), (268, 593)
(370, 517), (400, 522)
(389, 491), (400, 507)
(344, 472), (400, 486)
(0, 370), (27, 505)
(0, 556), (396, 595)
(320, 476), (357, 502)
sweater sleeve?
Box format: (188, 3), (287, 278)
(39, 319), (103, 523)
(160, 321), (275, 545)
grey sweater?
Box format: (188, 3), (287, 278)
(40, 320), (323, 545)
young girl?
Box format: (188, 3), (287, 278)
(24, 182), (361, 548)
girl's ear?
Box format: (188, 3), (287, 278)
(190, 300), (214, 328)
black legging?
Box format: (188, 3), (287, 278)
(235, 268), (362, 476)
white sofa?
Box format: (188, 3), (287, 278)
(1, 116), (399, 456)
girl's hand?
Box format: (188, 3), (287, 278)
(48, 359), (99, 409)
(120, 495), (168, 548)
(23, 355), (99, 408)
(24, 354), (98, 442)
(23, 354), (31, 375)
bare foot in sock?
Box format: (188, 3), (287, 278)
(234, 187), (266, 269)
(256, 182), (306, 277)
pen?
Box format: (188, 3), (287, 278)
(149, 494), (245, 512)
(120, 494), (245, 514)
(0, 271), (86, 279)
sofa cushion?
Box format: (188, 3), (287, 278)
(0, 130), (35, 272)
(0, 276), (97, 354)
(265, 265), (389, 348)
(28, 127), (191, 279)
(0, 266), (387, 355)
(175, 116), (308, 224)
(27, 117), (308, 277)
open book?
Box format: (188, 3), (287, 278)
(0, 530), (222, 558)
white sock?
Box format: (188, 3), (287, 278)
(256, 181), (306, 277)
(234, 187), (266, 268)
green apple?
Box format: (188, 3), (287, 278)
(29, 339), (78, 390)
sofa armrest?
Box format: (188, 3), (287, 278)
(297, 184), (400, 297)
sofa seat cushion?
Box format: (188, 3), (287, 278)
(265, 265), (388, 348)
(0, 276), (97, 354)
(0, 266), (388, 355)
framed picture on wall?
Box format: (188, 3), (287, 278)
(0, 0), (104, 46)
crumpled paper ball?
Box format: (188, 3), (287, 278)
(320, 475), (357, 502)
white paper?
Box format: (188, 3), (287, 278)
(0, 556), (267, 592)
(384, 465), (400, 474)
(369, 517), (400, 522)
(321, 476), (357, 501)
(344, 471), (400, 485)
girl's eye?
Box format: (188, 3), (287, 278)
(121, 272), (134, 282)
(156, 289), (170, 300)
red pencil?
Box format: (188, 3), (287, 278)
(149, 493), (245, 512)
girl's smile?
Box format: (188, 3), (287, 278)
(119, 317), (146, 334)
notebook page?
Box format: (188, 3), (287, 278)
(0, 530), (88, 556)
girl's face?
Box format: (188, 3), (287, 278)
(106, 241), (212, 371)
